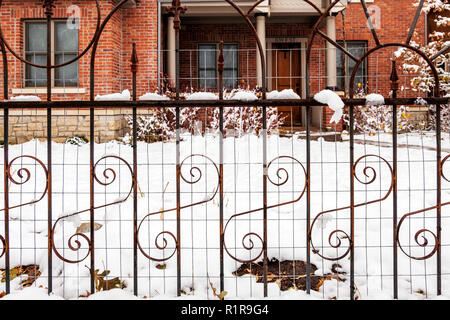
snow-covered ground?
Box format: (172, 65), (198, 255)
(0, 132), (450, 300)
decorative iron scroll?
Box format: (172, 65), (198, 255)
(223, 156), (307, 263)
(309, 155), (394, 261)
(0, 155), (49, 258)
(51, 155), (135, 264)
(137, 154), (220, 262)
(396, 155), (450, 260)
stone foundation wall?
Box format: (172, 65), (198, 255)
(0, 109), (139, 144)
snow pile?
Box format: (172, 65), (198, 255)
(1, 134), (450, 300)
(365, 93), (385, 106)
(139, 93), (170, 101)
(10, 95), (41, 101)
(314, 89), (345, 124)
(229, 90), (258, 101)
(95, 89), (131, 101)
(185, 92), (219, 101)
(267, 89), (300, 100)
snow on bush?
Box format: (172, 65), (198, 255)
(95, 89), (131, 101)
(185, 92), (219, 100)
(314, 89), (345, 124)
(365, 93), (385, 106)
(267, 89), (300, 100)
(395, 0), (450, 95)
(127, 89), (285, 141)
(139, 92), (170, 101)
(343, 87), (418, 134)
(228, 90), (258, 101)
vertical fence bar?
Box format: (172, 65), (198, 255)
(391, 61), (399, 299)
(175, 23), (181, 298)
(436, 101), (442, 296)
(305, 48), (311, 295)
(44, 1), (54, 294)
(1, 37), (10, 295)
(168, 0), (186, 297)
(89, 48), (96, 295)
(2, 106), (9, 295)
(306, 104), (311, 294)
(350, 104), (355, 300)
(218, 41), (225, 293)
(263, 105), (268, 297)
(131, 42), (138, 296)
(176, 106), (181, 297)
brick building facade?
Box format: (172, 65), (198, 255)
(0, 0), (436, 142)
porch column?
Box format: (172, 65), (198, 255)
(167, 16), (176, 86)
(325, 14), (337, 90)
(256, 13), (266, 88)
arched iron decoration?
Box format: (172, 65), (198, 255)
(0, 155), (49, 259)
(137, 154), (220, 262)
(51, 155), (135, 263)
(309, 155), (394, 261)
(223, 156), (307, 263)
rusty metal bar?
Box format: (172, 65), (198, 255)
(391, 60), (399, 299)
(0, 98), (447, 109)
(349, 104), (355, 300)
(43, 0), (54, 295)
(436, 101), (442, 296)
(406, 0), (425, 45)
(306, 105), (311, 294)
(360, 0), (381, 46)
(263, 106), (268, 297)
(3, 105), (8, 294)
(131, 42), (138, 296)
(218, 41), (225, 293)
(89, 106), (95, 294)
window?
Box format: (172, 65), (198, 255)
(198, 43), (238, 89)
(198, 44), (216, 89)
(336, 41), (367, 92)
(25, 20), (79, 87)
(223, 44), (238, 88)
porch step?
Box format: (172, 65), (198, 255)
(277, 126), (342, 142)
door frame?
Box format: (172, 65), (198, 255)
(266, 37), (309, 126)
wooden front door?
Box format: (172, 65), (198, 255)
(271, 43), (302, 125)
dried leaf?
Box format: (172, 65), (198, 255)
(76, 222), (103, 234)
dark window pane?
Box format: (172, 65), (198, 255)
(25, 54), (47, 87)
(223, 44), (238, 88)
(55, 21), (78, 52)
(26, 22), (47, 52)
(25, 22), (47, 87)
(336, 41), (367, 92)
(198, 44), (217, 89)
(55, 54), (78, 86)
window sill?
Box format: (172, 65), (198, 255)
(12, 88), (86, 95)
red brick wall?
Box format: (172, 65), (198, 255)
(0, 0), (159, 101)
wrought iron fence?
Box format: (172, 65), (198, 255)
(0, 0), (449, 300)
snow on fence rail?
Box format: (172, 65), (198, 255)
(0, 0), (449, 300)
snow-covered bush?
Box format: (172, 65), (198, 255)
(208, 106), (285, 136)
(65, 136), (88, 146)
(395, 0), (450, 95)
(343, 86), (418, 134)
(428, 103), (450, 132)
(126, 88), (286, 142)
